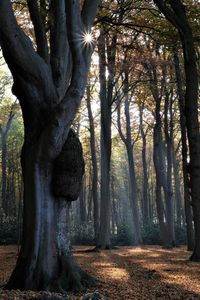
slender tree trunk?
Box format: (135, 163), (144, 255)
(79, 180), (86, 223)
(1, 136), (7, 213)
(172, 146), (183, 228)
(153, 99), (173, 247)
(146, 61), (175, 247)
(98, 30), (110, 249)
(126, 143), (142, 244)
(173, 49), (194, 251)
(86, 172), (93, 223)
(117, 72), (142, 244)
(181, 28), (200, 261)
(122, 180), (129, 226)
(148, 161), (154, 222)
(164, 91), (175, 245)
(1, 113), (15, 215)
(154, 0), (198, 260)
(86, 85), (99, 243)
(97, 28), (116, 249)
(112, 199), (119, 233)
(139, 105), (149, 225)
(11, 148), (17, 216)
(5, 145), (17, 217)
(155, 183), (169, 246)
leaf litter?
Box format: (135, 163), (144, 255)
(0, 245), (200, 299)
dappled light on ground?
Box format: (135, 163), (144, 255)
(0, 245), (200, 299)
(91, 252), (130, 281)
(75, 246), (200, 299)
(97, 266), (130, 281)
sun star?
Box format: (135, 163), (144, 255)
(82, 31), (94, 47)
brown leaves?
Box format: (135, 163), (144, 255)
(1, 245), (200, 299)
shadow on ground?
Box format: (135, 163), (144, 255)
(0, 245), (200, 299)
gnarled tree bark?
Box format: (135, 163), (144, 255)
(0, 0), (99, 291)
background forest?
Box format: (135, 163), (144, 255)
(0, 0), (199, 253)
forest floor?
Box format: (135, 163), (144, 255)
(0, 245), (200, 299)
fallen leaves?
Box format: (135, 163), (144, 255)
(0, 245), (200, 299)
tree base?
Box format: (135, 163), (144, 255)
(95, 245), (118, 250)
(5, 254), (96, 292)
(162, 245), (173, 250)
(73, 247), (100, 253)
(190, 252), (200, 262)
(53, 267), (96, 292)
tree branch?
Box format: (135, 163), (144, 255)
(65, 0), (99, 96)
(42, 0), (99, 157)
(50, 0), (71, 99)
(0, 0), (48, 82)
(153, 0), (184, 33)
(81, 0), (100, 30)
(117, 104), (127, 144)
(27, 0), (49, 63)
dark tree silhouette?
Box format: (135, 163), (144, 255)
(0, 0), (99, 291)
(154, 0), (200, 260)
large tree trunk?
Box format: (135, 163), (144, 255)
(6, 129), (94, 291)
(0, 0), (99, 290)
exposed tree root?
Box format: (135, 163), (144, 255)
(5, 254), (97, 292)
(53, 256), (97, 292)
